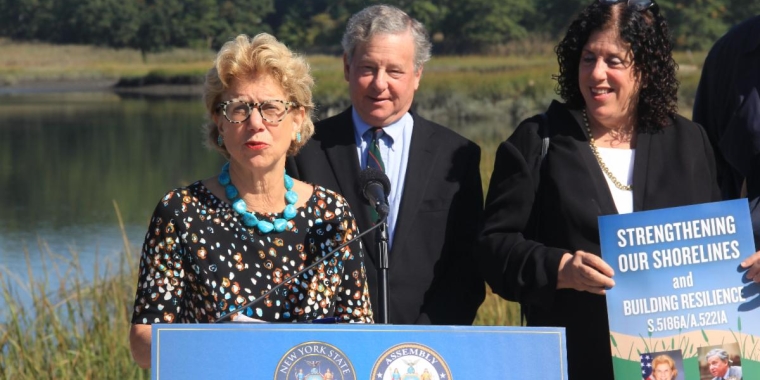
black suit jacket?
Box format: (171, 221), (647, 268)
(693, 15), (760, 248)
(286, 107), (485, 325)
(478, 101), (721, 379)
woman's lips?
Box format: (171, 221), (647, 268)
(245, 141), (268, 150)
(590, 87), (613, 100)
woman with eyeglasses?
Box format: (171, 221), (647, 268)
(478, 1), (722, 378)
(128, 33), (373, 369)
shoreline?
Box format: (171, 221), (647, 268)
(0, 78), (203, 97)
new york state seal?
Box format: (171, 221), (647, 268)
(275, 341), (356, 380)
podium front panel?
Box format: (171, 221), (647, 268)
(152, 324), (567, 379)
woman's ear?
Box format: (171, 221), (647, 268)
(292, 106), (305, 130)
(212, 112), (224, 134)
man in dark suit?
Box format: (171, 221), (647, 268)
(694, 16), (760, 286)
(693, 15), (760, 250)
(286, 4), (485, 325)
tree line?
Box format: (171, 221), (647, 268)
(0, 0), (757, 55)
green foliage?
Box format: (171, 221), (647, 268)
(534, 0), (588, 37)
(0, 0), (755, 54)
(725, 0), (760, 25)
(135, 0), (188, 54)
(213, 0), (274, 49)
(0, 0), (58, 40)
(54, 0), (139, 47)
(659, 0), (730, 50)
(438, 0), (534, 53)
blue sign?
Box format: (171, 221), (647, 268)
(152, 324), (568, 379)
(599, 199), (760, 379)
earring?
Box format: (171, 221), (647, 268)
(217, 134), (224, 147)
(296, 132), (302, 143)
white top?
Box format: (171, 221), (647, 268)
(596, 147), (635, 214)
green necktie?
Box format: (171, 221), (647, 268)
(367, 127), (385, 172)
(367, 127), (385, 221)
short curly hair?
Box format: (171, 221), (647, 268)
(202, 33), (315, 158)
(555, 1), (678, 132)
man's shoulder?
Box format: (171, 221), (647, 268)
(707, 15), (760, 60)
(724, 15), (760, 44)
(652, 115), (711, 148)
(314, 108), (353, 129)
(668, 114), (707, 136)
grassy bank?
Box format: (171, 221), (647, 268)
(0, 39), (706, 119)
(0, 203), (149, 379)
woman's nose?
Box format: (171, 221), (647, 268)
(244, 108), (267, 131)
(590, 59), (607, 81)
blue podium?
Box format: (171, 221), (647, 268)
(152, 324), (567, 379)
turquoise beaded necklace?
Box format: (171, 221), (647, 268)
(218, 162), (298, 234)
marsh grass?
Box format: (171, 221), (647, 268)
(0, 202), (148, 379)
(0, 39), (213, 85)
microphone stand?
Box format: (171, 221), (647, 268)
(215, 215), (387, 323)
(376, 219), (390, 324)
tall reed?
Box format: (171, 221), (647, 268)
(0, 202), (148, 379)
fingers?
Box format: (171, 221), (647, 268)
(741, 250), (760, 283)
(574, 251), (615, 290)
(557, 251), (615, 294)
(578, 251), (615, 278)
(740, 250), (760, 268)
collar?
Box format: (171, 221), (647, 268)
(352, 108), (411, 151)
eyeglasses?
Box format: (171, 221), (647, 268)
(216, 99), (298, 124)
(598, 0), (657, 12)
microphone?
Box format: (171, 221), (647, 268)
(358, 168), (391, 219)
(214, 214), (386, 323)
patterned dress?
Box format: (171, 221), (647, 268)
(131, 181), (373, 324)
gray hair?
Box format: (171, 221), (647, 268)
(705, 348), (730, 363)
(341, 4), (432, 71)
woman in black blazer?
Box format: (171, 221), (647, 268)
(478, 1), (738, 379)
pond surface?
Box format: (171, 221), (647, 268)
(0, 89), (513, 320)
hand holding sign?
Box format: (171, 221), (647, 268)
(741, 249), (760, 282)
(557, 250), (616, 295)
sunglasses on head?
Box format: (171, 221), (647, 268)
(598, 0), (657, 12)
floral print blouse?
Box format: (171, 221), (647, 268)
(131, 181), (373, 324)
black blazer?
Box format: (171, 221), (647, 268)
(478, 101), (721, 379)
(287, 108), (485, 325)
(693, 15), (760, 248)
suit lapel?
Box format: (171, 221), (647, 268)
(566, 105), (650, 215)
(320, 108), (378, 263)
(631, 131), (651, 212)
(561, 106), (619, 215)
(391, 113), (436, 256)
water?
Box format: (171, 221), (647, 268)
(0, 90), (515, 322)
(0, 91), (225, 317)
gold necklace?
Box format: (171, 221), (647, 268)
(582, 109), (633, 191)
